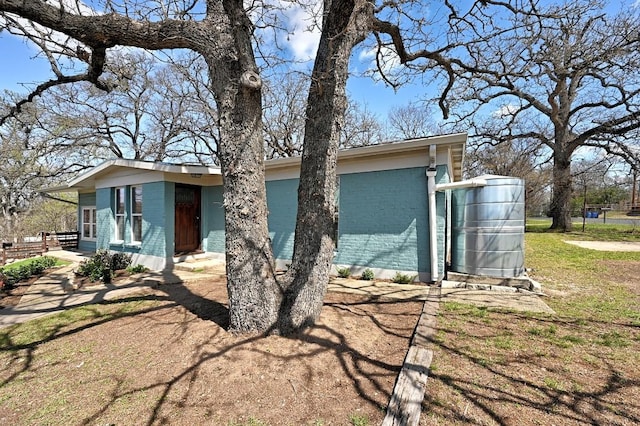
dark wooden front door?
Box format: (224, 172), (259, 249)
(175, 184), (201, 254)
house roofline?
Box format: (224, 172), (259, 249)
(42, 159), (222, 193)
(43, 133), (466, 193)
(264, 132), (466, 180)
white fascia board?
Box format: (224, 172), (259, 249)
(265, 133), (467, 179)
(40, 184), (73, 193)
(55, 159), (222, 192)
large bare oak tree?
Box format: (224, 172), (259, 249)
(447, 0), (640, 231)
(0, 0), (451, 334)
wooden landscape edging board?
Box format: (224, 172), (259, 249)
(382, 286), (440, 426)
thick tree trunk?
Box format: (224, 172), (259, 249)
(202, 3), (281, 333)
(278, 0), (371, 334)
(0, 0), (373, 335)
(549, 149), (573, 231)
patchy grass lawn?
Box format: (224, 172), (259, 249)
(422, 224), (640, 425)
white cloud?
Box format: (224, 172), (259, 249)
(285, 4), (321, 62)
(358, 45), (401, 74)
(492, 104), (519, 118)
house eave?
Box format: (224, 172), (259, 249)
(43, 133), (466, 193)
(42, 159), (222, 193)
(265, 132), (466, 181)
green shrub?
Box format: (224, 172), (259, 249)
(77, 251), (140, 283)
(127, 264), (148, 274)
(336, 266), (351, 278)
(28, 256), (56, 275)
(77, 250), (112, 282)
(360, 268), (374, 281)
(392, 271), (416, 284)
(0, 256), (57, 287)
(111, 252), (132, 270)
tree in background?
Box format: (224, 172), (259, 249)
(21, 194), (77, 238)
(263, 72), (387, 159)
(37, 51), (220, 164)
(465, 135), (552, 217)
(340, 100), (385, 148)
(571, 157), (630, 215)
(0, 95), (88, 240)
(386, 103), (445, 140)
(447, 0), (640, 231)
(262, 72), (308, 159)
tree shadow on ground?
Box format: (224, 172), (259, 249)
(421, 307), (640, 425)
(0, 275), (420, 426)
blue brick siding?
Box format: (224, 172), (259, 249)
(335, 167), (432, 274)
(139, 181), (172, 258)
(201, 179), (299, 260)
(266, 179), (299, 260)
(83, 164), (450, 276)
(202, 185), (225, 254)
(95, 188), (112, 251)
(92, 183), (174, 258)
(197, 168), (449, 279)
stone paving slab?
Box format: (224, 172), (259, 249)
(565, 240), (640, 252)
(1, 251), (555, 329)
(328, 278), (555, 314)
(439, 287), (555, 314)
(0, 265), (222, 329)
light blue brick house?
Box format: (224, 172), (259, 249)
(48, 134), (466, 282)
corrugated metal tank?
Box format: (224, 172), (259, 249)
(450, 175), (525, 278)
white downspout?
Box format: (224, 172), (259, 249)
(427, 145), (439, 283)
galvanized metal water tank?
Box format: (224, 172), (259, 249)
(450, 175), (525, 278)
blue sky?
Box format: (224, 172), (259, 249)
(0, 8), (430, 122)
(0, 34), (53, 93)
(0, 34), (427, 122)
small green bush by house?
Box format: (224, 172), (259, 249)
(392, 271), (416, 284)
(77, 250), (110, 282)
(76, 250), (148, 283)
(360, 268), (374, 281)
(111, 252), (133, 271)
(126, 264), (148, 274)
(77, 250), (133, 283)
(336, 266), (351, 278)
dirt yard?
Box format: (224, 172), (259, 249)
(0, 276), (423, 425)
(2, 250), (638, 425)
(0, 278), (36, 309)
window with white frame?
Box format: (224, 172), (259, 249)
(131, 186), (143, 243)
(81, 207), (96, 240)
(114, 187), (126, 241)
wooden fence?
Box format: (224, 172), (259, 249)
(1, 231), (80, 266)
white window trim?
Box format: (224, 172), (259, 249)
(81, 206), (97, 241)
(130, 185), (143, 244)
(114, 186), (126, 242)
